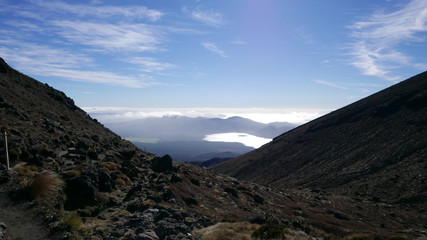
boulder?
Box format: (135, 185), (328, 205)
(64, 175), (97, 210)
(151, 155), (176, 173)
(98, 170), (114, 192)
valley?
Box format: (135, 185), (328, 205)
(92, 115), (296, 162)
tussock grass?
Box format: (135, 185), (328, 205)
(29, 171), (65, 208)
(12, 162), (38, 177)
(343, 234), (408, 240)
(193, 222), (259, 240)
(100, 161), (120, 171)
(252, 223), (285, 239)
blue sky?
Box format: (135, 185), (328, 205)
(1, 0), (427, 123)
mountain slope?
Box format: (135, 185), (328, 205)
(2, 57), (426, 239)
(214, 72), (427, 205)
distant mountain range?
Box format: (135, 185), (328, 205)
(133, 140), (253, 162)
(99, 115), (296, 161)
(101, 115), (296, 140)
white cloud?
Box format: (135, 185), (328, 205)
(0, 44), (153, 88)
(125, 57), (175, 73)
(204, 133), (271, 148)
(202, 41), (228, 58)
(41, 69), (152, 88)
(0, 43), (92, 68)
(186, 7), (224, 27)
(52, 21), (164, 52)
(314, 79), (385, 94)
(349, 0), (427, 81)
(231, 39), (247, 45)
(83, 107), (332, 124)
(314, 79), (348, 90)
(0, 1), (182, 88)
(32, 0), (163, 21)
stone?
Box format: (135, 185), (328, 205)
(64, 175), (97, 210)
(98, 170), (114, 192)
(138, 230), (159, 240)
(0, 222), (6, 239)
(327, 209), (350, 220)
(253, 194), (264, 204)
(170, 174), (182, 183)
(151, 155), (176, 173)
(224, 187), (239, 198)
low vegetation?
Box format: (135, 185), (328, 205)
(193, 222), (259, 240)
(28, 171), (65, 209)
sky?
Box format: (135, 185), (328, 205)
(1, 0), (427, 124)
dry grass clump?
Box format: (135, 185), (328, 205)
(114, 173), (131, 186)
(251, 222), (286, 239)
(60, 213), (83, 232)
(193, 222), (260, 240)
(12, 162), (39, 185)
(343, 234), (408, 240)
(29, 171), (65, 208)
(63, 169), (81, 178)
(100, 161), (120, 171)
(12, 162), (38, 177)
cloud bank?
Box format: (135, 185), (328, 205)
(83, 107), (332, 125)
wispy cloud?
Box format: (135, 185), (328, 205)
(32, 0), (163, 21)
(0, 1), (173, 87)
(202, 41), (228, 58)
(348, 0), (427, 81)
(0, 43), (92, 69)
(52, 21), (164, 52)
(0, 44), (153, 88)
(231, 39), (247, 45)
(125, 57), (175, 73)
(184, 7), (224, 27)
(314, 79), (384, 92)
(314, 79), (348, 90)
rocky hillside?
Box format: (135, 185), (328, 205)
(214, 71), (427, 207)
(1, 57), (426, 239)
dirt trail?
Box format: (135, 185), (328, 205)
(0, 192), (54, 240)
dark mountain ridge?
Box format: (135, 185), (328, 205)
(214, 71), (427, 206)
